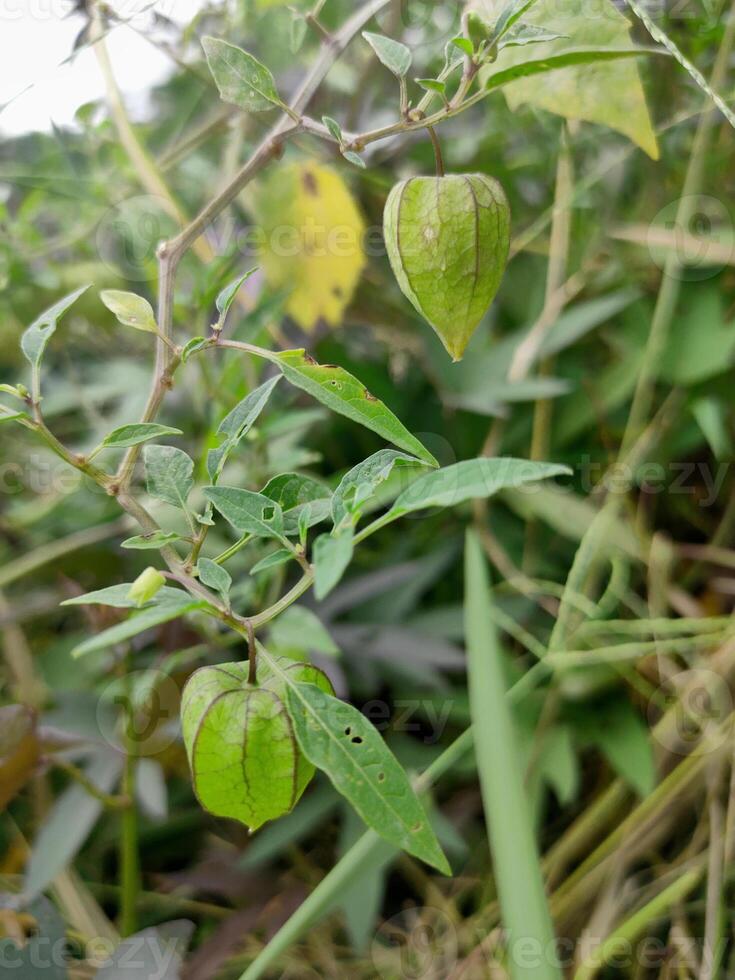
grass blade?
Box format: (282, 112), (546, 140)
(464, 530), (560, 980)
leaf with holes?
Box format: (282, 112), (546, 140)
(202, 37), (283, 112)
(181, 658), (334, 830)
(100, 289), (158, 333)
(21, 285), (90, 370)
(272, 350), (438, 466)
(284, 682), (450, 873)
(144, 444), (194, 511)
(204, 486), (289, 545)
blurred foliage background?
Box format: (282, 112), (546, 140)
(1, 0), (735, 977)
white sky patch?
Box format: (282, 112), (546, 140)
(0, 0), (205, 137)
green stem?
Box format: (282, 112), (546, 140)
(214, 534), (252, 565)
(620, 5), (735, 455)
(49, 757), (130, 809)
(120, 681), (140, 937)
(427, 126), (445, 177)
(573, 869), (702, 980)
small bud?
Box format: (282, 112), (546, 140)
(127, 566), (166, 607)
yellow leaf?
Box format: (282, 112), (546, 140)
(250, 161), (366, 331)
(471, 0), (659, 159)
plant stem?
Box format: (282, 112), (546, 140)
(50, 757), (130, 810)
(213, 534), (252, 565)
(465, 531), (560, 980)
(0, 518), (129, 590)
(573, 868), (702, 980)
(120, 670), (140, 938)
(427, 126), (445, 177)
(91, 7), (211, 250)
(620, 4), (735, 454)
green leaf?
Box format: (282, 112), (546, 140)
(24, 753), (123, 900)
(658, 289), (735, 385)
(487, 0), (541, 44)
(215, 268), (258, 326)
(498, 25), (567, 49)
(464, 531), (561, 973)
(202, 36), (283, 113)
(70, 598), (205, 658)
(121, 531), (182, 550)
(578, 700), (656, 797)
(271, 350), (438, 467)
(342, 150), (366, 169)
(0, 411), (27, 425)
(197, 557), (232, 599)
(362, 31), (412, 77)
(479, 0), (660, 158)
(61, 583), (191, 608)
(207, 376), (280, 482)
(384, 458), (570, 521)
(181, 658), (334, 830)
(415, 78), (447, 96)
(691, 398), (733, 461)
(536, 725), (579, 806)
(144, 444), (195, 510)
(284, 681), (450, 874)
(270, 605), (339, 657)
(261, 472), (331, 535)
(290, 12), (307, 53)
(181, 336), (209, 362)
(332, 449), (423, 532)
(98, 423), (183, 451)
(450, 36), (475, 56)
(20, 285), (90, 370)
(204, 486), (288, 544)
(100, 289), (158, 333)
(485, 46), (657, 93)
(322, 115), (343, 142)
(0, 383), (23, 398)
(251, 549), (294, 574)
(313, 530), (354, 600)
